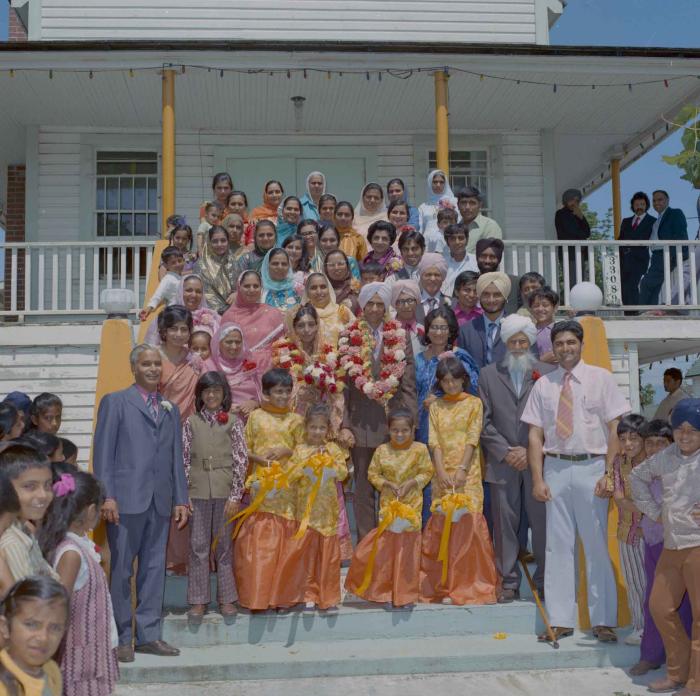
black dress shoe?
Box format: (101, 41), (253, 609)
(134, 640), (180, 656)
(117, 644), (134, 663)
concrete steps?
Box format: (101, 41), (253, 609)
(119, 629), (639, 684)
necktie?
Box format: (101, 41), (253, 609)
(428, 297), (438, 313)
(148, 393), (159, 422)
(486, 321), (499, 363)
(632, 217), (639, 230)
(555, 372), (574, 439)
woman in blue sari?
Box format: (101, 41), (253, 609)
(275, 195), (303, 246)
(260, 247), (301, 312)
(415, 304), (479, 524)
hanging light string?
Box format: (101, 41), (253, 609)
(0, 61), (697, 91)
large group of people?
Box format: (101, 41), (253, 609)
(0, 169), (697, 696)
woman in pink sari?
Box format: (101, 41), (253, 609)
(220, 270), (285, 374)
(156, 304), (203, 574)
(205, 323), (261, 418)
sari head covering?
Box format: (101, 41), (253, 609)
(251, 180), (283, 223)
(425, 169), (457, 206)
(195, 228), (236, 314)
(305, 171), (326, 199)
(354, 183), (388, 237)
(417, 252), (448, 279)
(323, 249), (360, 314)
(358, 281), (392, 310)
(302, 272), (352, 344)
(176, 273), (209, 310)
(207, 322), (261, 405)
(276, 195), (303, 246)
(260, 248), (300, 310)
(220, 271), (285, 372)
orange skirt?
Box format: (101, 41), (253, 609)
(275, 529), (341, 609)
(419, 512), (499, 605)
(345, 529), (421, 606)
(233, 512), (298, 610)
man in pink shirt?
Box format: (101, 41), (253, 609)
(522, 320), (629, 644)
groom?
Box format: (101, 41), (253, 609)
(93, 343), (190, 663)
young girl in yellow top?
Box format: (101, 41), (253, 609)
(0, 576), (68, 696)
(419, 356), (498, 605)
(233, 368), (305, 611)
(276, 404), (348, 612)
(345, 409), (433, 607)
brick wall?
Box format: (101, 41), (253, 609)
(8, 8), (28, 42)
(3, 165), (26, 312)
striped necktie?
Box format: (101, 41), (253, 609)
(555, 372), (574, 439)
(148, 393), (159, 422)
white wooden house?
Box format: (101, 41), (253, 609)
(2, 0), (700, 464)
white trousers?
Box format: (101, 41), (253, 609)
(543, 455), (617, 629)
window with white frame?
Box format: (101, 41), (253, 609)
(428, 149), (491, 214)
(95, 151), (158, 237)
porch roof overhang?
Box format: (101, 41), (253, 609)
(1, 41), (699, 196)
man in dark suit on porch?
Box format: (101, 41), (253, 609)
(618, 191), (655, 307)
(638, 190), (688, 306)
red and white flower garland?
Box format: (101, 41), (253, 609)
(338, 319), (407, 404)
(271, 339), (344, 395)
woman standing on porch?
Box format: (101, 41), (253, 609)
(220, 213), (249, 261)
(195, 226), (237, 314)
(300, 171), (326, 220)
(251, 180), (285, 223)
(386, 178), (421, 230)
(221, 270), (286, 373)
(323, 249), (361, 315)
(303, 272), (353, 345)
(418, 170), (457, 242)
(232, 219), (277, 284)
(260, 248), (302, 312)
(354, 183), (388, 238)
(200, 172), (234, 222)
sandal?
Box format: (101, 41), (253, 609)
(187, 604), (206, 626)
(648, 677), (685, 693)
(537, 626), (573, 642)
(592, 625), (617, 643)
(628, 660), (661, 676)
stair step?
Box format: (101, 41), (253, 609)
(119, 632), (639, 684)
(163, 600), (541, 647)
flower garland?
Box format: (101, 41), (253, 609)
(271, 338), (345, 395)
(338, 318), (407, 404)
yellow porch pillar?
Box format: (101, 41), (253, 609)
(611, 158), (621, 239)
(434, 70), (450, 176)
(161, 68), (176, 238)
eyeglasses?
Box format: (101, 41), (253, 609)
(395, 298), (417, 307)
(429, 325), (450, 332)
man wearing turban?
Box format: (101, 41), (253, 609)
(457, 271), (524, 369)
(338, 282), (417, 540)
(475, 238), (519, 314)
(478, 314), (554, 603)
(554, 189), (591, 293)
(416, 252), (450, 321)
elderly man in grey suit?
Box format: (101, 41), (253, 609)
(93, 343), (190, 663)
(479, 315), (552, 603)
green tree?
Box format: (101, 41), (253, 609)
(640, 383), (656, 408)
(662, 105), (700, 186)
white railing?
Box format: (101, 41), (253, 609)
(503, 239), (700, 312)
(1, 238), (700, 320)
(1, 240), (157, 317)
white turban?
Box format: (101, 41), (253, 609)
(476, 271), (511, 299)
(358, 282), (392, 310)
(500, 314), (537, 345)
(417, 252), (448, 279)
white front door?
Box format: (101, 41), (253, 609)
(215, 145), (378, 209)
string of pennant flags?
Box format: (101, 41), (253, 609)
(1, 62), (699, 93)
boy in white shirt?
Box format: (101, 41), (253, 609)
(138, 246), (185, 321)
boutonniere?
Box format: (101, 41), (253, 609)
(215, 411), (229, 425)
(242, 359), (257, 372)
(532, 370), (541, 382)
(161, 400), (173, 412)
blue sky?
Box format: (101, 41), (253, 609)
(550, 0), (700, 235)
(0, 4), (7, 41)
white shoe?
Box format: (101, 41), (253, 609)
(303, 602), (316, 613)
(624, 629), (642, 645)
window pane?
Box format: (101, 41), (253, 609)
(105, 213), (119, 237)
(120, 179), (133, 209)
(148, 178), (157, 210)
(120, 214), (133, 236)
(96, 180), (105, 209)
(106, 178), (119, 210)
(134, 214), (147, 236)
(96, 213), (105, 237)
(136, 162), (158, 174)
(134, 178), (147, 209)
(148, 214), (159, 237)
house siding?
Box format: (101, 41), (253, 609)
(34, 127), (546, 243)
(39, 0), (539, 43)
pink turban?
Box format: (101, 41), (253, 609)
(417, 253), (448, 279)
(391, 280), (421, 308)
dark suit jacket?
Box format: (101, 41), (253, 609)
(457, 314), (540, 369)
(656, 207), (689, 259)
(478, 360), (556, 484)
(342, 326), (417, 449)
(555, 207), (591, 241)
(93, 384), (188, 517)
(618, 213), (655, 269)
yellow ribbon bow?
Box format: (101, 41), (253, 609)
(225, 461), (290, 541)
(356, 499), (420, 596)
(430, 491), (474, 585)
(293, 451), (335, 540)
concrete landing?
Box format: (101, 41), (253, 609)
(119, 631), (639, 684)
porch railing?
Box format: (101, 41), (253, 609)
(1, 238), (700, 320)
(1, 240), (158, 317)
